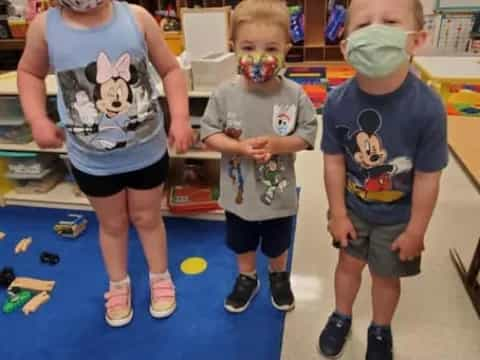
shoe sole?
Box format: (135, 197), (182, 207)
(317, 330), (351, 359)
(271, 296), (295, 312)
(105, 309), (134, 328)
(150, 302), (177, 319)
(224, 280), (260, 313)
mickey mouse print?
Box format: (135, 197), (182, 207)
(338, 109), (413, 203)
(57, 52), (160, 151)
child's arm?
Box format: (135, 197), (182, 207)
(391, 171), (442, 261)
(201, 89), (267, 160)
(391, 98), (448, 261)
(132, 5), (192, 153)
(204, 133), (267, 160)
(324, 154), (357, 247)
(17, 14), (64, 148)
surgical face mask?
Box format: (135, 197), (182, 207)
(345, 24), (416, 78)
(237, 53), (284, 83)
(58, 0), (104, 13)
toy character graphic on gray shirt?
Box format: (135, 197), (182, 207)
(201, 77), (318, 222)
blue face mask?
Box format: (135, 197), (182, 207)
(345, 24), (416, 78)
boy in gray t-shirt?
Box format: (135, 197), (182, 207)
(201, 0), (317, 313)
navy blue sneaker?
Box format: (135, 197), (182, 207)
(318, 312), (352, 358)
(366, 325), (393, 360)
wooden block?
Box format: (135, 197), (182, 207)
(0, 232), (5, 240)
(21, 237), (32, 252)
(14, 239), (25, 254)
(22, 291), (50, 315)
(9, 277), (55, 293)
(14, 237), (32, 254)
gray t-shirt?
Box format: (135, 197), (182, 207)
(201, 77), (318, 221)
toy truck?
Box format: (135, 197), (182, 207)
(54, 214), (87, 238)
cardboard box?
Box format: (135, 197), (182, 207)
(191, 52), (237, 91)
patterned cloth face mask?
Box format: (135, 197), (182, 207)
(237, 53), (284, 83)
(58, 0), (104, 13)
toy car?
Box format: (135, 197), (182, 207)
(54, 214), (88, 238)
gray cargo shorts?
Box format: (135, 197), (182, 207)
(334, 211), (421, 278)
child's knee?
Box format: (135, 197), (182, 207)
(100, 216), (129, 236)
(337, 251), (367, 275)
(129, 210), (161, 231)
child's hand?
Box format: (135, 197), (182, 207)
(239, 138), (268, 161)
(169, 120), (193, 154)
(391, 231), (425, 261)
(254, 135), (281, 156)
(31, 119), (65, 149)
(328, 215), (357, 248)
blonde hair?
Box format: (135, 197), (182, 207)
(230, 0), (291, 42)
(344, 0), (425, 36)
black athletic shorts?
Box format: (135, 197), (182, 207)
(71, 153), (169, 198)
(225, 211), (294, 258)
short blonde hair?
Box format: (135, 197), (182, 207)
(344, 0), (425, 36)
(230, 0), (291, 42)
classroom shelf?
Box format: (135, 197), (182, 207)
(3, 182), (91, 211)
(3, 181), (226, 220)
(0, 39), (25, 51)
(0, 72), (213, 98)
(0, 142), (221, 160)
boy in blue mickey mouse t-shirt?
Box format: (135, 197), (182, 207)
(319, 0), (448, 359)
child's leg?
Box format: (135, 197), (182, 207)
(127, 185), (176, 318)
(335, 250), (367, 316)
(89, 191), (133, 327)
(127, 185), (167, 274)
(370, 272), (401, 326)
(237, 252), (257, 274)
(89, 191), (130, 282)
(269, 250), (288, 272)
(224, 212), (260, 313)
(261, 216), (295, 311)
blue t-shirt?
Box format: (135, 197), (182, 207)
(321, 72), (448, 225)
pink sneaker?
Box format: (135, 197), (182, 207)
(104, 283), (133, 327)
(150, 276), (176, 318)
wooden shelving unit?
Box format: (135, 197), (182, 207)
(173, 0), (350, 62)
(0, 39), (25, 51)
(0, 72), (224, 220)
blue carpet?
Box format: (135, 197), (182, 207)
(0, 206), (294, 360)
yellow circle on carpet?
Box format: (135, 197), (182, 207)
(181, 257), (208, 275)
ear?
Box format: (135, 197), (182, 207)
(85, 62), (98, 84)
(128, 65), (138, 85)
(229, 40), (235, 52)
(358, 109), (381, 135)
(408, 30), (428, 56)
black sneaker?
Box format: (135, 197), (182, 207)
(224, 274), (260, 313)
(366, 325), (393, 360)
(269, 271), (295, 311)
(318, 312), (352, 359)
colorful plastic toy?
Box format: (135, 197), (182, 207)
(2, 289), (33, 314)
(54, 214), (88, 238)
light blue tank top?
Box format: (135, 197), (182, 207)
(46, 1), (167, 175)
